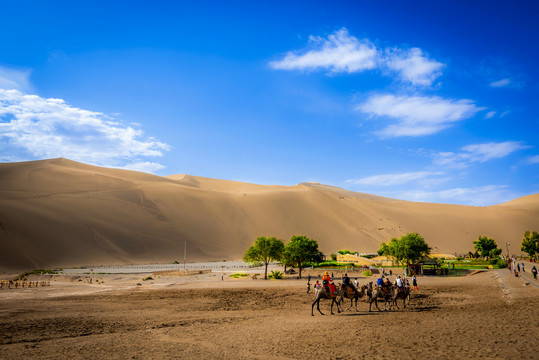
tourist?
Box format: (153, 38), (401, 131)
(412, 276), (418, 291)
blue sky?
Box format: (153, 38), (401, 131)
(1, 1), (538, 205)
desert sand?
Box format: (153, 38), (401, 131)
(1, 158), (538, 272)
(0, 265), (538, 359)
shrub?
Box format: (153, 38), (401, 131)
(142, 276), (153, 281)
(363, 270), (372, 277)
(270, 270), (283, 279)
(496, 259), (508, 268)
(489, 259), (498, 265)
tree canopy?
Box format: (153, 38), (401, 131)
(521, 230), (539, 259)
(283, 235), (322, 279)
(473, 236), (500, 258)
(243, 236), (285, 279)
(377, 233), (431, 266)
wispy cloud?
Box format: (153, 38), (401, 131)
(0, 89), (170, 172)
(484, 111), (496, 119)
(269, 28), (378, 73)
(526, 155), (539, 165)
(384, 47), (445, 86)
(357, 94), (484, 137)
(347, 171), (444, 186)
(388, 185), (519, 206)
(0, 66), (33, 93)
(490, 78), (511, 88)
(270, 28), (444, 86)
(433, 141), (530, 168)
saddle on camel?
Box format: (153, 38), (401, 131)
(322, 272), (336, 298)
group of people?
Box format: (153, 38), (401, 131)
(307, 271), (419, 296)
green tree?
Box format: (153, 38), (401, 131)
(337, 249), (353, 255)
(243, 236), (285, 280)
(377, 233), (431, 266)
(283, 235), (322, 279)
(473, 236), (499, 258)
(521, 230), (539, 259)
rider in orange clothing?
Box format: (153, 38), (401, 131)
(322, 271), (336, 294)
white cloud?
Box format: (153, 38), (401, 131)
(433, 141), (529, 168)
(525, 155), (539, 165)
(117, 161), (166, 173)
(384, 48), (445, 86)
(0, 89), (170, 172)
(484, 111), (496, 119)
(490, 78), (511, 87)
(388, 185), (519, 206)
(347, 171), (444, 186)
(357, 94), (484, 137)
(270, 28), (444, 86)
(269, 28), (378, 73)
(0, 66), (33, 92)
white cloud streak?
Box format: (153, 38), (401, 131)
(269, 28), (378, 73)
(490, 78), (511, 87)
(525, 155), (539, 165)
(347, 171), (444, 186)
(433, 141), (530, 168)
(270, 28), (444, 86)
(388, 185), (519, 206)
(357, 94), (484, 137)
(484, 111), (496, 119)
(0, 66), (33, 93)
(0, 89), (170, 172)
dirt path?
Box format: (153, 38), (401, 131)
(0, 272), (537, 359)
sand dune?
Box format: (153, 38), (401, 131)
(1, 158), (538, 271)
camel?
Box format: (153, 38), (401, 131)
(338, 284), (368, 312)
(366, 281), (394, 312)
(311, 284), (343, 316)
(391, 283), (411, 310)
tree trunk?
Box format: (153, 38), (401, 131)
(264, 262), (268, 280)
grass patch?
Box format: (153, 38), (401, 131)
(229, 273), (248, 278)
(363, 270), (373, 277)
(142, 276), (153, 281)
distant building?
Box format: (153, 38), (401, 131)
(371, 255), (398, 267)
(336, 253), (375, 266)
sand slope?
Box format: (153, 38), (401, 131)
(1, 158), (538, 271)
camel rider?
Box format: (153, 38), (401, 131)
(376, 275), (385, 288)
(322, 271), (336, 294)
(396, 275), (404, 293)
(343, 273), (355, 292)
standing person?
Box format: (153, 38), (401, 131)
(307, 281), (311, 294)
(412, 276), (418, 291)
(521, 263), (525, 272)
(531, 266), (537, 279)
(354, 278), (359, 288)
(314, 280), (322, 295)
(389, 269), (392, 276)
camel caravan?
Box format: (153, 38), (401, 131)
(311, 273), (411, 316)
(0, 280), (51, 290)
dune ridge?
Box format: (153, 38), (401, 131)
(1, 158), (538, 271)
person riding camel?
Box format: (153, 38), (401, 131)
(322, 271), (336, 295)
(396, 275), (404, 293)
(343, 273), (355, 292)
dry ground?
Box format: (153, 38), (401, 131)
(0, 270), (537, 359)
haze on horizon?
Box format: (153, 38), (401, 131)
(1, 1), (538, 206)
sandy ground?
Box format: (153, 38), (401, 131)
(0, 266), (538, 359)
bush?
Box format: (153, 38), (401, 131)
(270, 270), (283, 279)
(497, 259), (508, 268)
(363, 270), (372, 277)
(142, 276), (153, 281)
(489, 258), (498, 265)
